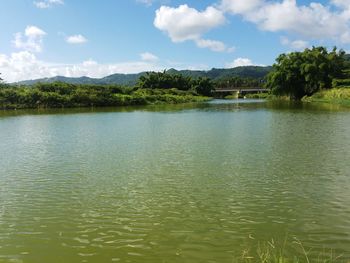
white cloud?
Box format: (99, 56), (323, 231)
(137, 0), (172, 6)
(220, 0), (350, 44)
(137, 0), (154, 6)
(66, 35), (88, 44)
(34, 0), (64, 9)
(226, 58), (256, 68)
(13, 26), (46, 53)
(280, 37), (309, 50)
(220, 0), (261, 14)
(153, 0), (350, 51)
(82, 59), (98, 67)
(154, 4), (226, 42)
(0, 51), (45, 82)
(0, 54), (9, 68)
(25, 26), (47, 37)
(195, 39), (235, 52)
(154, 4), (233, 52)
(140, 52), (159, 62)
(331, 0), (350, 8)
(340, 31), (350, 43)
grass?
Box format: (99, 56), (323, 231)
(225, 94), (239, 99)
(302, 87), (350, 107)
(234, 237), (347, 263)
(244, 93), (270, 99)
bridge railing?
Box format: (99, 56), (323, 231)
(214, 88), (269, 93)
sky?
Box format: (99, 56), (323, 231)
(1, 0), (350, 82)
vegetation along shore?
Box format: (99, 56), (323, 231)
(1, 46), (350, 110)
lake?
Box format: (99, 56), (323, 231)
(1, 99), (350, 263)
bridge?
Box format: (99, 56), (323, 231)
(214, 88), (268, 93)
(213, 88), (269, 97)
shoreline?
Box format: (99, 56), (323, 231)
(0, 86), (212, 110)
(0, 96), (212, 110)
(302, 87), (350, 107)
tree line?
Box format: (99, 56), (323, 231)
(214, 76), (264, 89)
(0, 73), (213, 109)
(1, 46), (350, 109)
(137, 71), (213, 96)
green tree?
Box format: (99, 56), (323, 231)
(214, 76), (263, 89)
(137, 71), (214, 96)
(137, 71), (192, 90)
(192, 77), (214, 96)
(266, 47), (347, 100)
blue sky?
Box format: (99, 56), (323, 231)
(0, 0), (350, 82)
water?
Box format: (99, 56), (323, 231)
(1, 99), (350, 263)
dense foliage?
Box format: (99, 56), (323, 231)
(137, 71), (214, 96)
(0, 74), (211, 109)
(214, 76), (264, 89)
(266, 47), (348, 100)
(332, 68), (350, 88)
(4, 47), (349, 109)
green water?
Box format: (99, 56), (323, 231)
(1, 99), (350, 263)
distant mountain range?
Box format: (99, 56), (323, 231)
(16, 66), (272, 86)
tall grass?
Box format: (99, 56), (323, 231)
(232, 237), (346, 263)
(310, 88), (350, 100)
(302, 87), (350, 106)
(244, 93), (269, 99)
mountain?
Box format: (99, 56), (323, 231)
(15, 66), (272, 86)
(16, 73), (146, 86)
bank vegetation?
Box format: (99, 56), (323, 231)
(265, 46), (350, 106)
(0, 72), (212, 109)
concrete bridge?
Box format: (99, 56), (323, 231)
(214, 88), (269, 93)
(213, 88), (269, 97)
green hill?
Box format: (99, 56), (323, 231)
(15, 66), (272, 86)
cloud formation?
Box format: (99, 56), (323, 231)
(195, 39), (235, 53)
(34, 0), (63, 9)
(220, 0), (350, 43)
(13, 26), (46, 53)
(154, 5), (225, 42)
(154, 0), (350, 53)
(140, 52), (159, 62)
(137, 0), (154, 6)
(280, 37), (309, 50)
(66, 35), (88, 44)
(154, 4), (233, 52)
(226, 58), (255, 68)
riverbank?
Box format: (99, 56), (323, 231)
(302, 87), (350, 107)
(0, 84), (211, 109)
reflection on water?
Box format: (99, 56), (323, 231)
(1, 99), (348, 118)
(0, 99), (350, 263)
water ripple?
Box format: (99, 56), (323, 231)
(1, 102), (350, 262)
